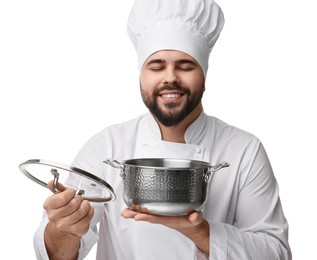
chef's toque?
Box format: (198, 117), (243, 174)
(127, 0), (225, 76)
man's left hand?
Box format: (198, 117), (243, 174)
(121, 205), (210, 255)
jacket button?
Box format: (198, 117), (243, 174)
(194, 147), (201, 153)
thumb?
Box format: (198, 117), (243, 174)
(47, 180), (67, 193)
(188, 211), (204, 226)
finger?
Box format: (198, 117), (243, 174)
(130, 205), (150, 214)
(49, 196), (86, 219)
(133, 212), (167, 224)
(67, 200), (92, 224)
(121, 208), (140, 219)
(47, 180), (67, 193)
(131, 204), (142, 212)
(71, 203), (94, 236)
(44, 188), (78, 210)
(188, 211), (204, 226)
(55, 200), (94, 236)
(133, 211), (203, 229)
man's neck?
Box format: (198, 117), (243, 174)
(154, 104), (203, 143)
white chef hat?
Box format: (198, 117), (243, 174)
(127, 0), (225, 76)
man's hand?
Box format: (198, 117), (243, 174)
(43, 181), (94, 260)
(121, 206), (210, 255)
(44, 182), (94, 236)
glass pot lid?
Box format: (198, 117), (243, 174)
(19, 159), (116, 203)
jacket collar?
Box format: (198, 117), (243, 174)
(144, 112), (208, 145)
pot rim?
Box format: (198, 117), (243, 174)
(121, 158), (212, 170)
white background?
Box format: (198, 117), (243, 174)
(1, 0), (316, 259)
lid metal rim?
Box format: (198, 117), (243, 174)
(19, 159), (116, 203)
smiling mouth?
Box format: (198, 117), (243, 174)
(160, 93), (183, 98)
(155, 85), (189, 101)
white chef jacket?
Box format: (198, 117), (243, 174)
(34, 112), (291, 259)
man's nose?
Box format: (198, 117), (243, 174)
(163, 68), (180, 85)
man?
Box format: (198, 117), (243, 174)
(34, 0), (292, 259)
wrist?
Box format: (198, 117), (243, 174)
(192, 219), (210, 255)
(179, 219), (210, 255)
(44, 222), (80, 260)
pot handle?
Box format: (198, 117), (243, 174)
(205, 161), (230, 182)
(103, 159), (125, 177)
(208, 161), (230, 172)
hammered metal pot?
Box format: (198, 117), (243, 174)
(103, 158), (229, 215)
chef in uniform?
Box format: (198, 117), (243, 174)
(34, 0), (292, 259)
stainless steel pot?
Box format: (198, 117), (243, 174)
(103, 158), (229, 215)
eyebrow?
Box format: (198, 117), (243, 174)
(175, 59), (197, 66)
(145, 59), (197, 66)
(145, 59), (165, 66)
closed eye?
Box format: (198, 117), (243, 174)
(148, 65), (165, 71)
(176, 59), (197, 71)
(145, 59), (166, 71)
(178, 65), (195, 71)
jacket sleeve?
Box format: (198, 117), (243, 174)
(208, 143), (291, 259)
(33, 132), (108, 260)
(33, 211), (101, 260)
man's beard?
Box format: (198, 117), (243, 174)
(141, 84), (204, 127)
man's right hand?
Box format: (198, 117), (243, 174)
(44, 181), (94, 237)
(43, 181), (94, 260)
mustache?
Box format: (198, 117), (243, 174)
(153, 84), (191, 96)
